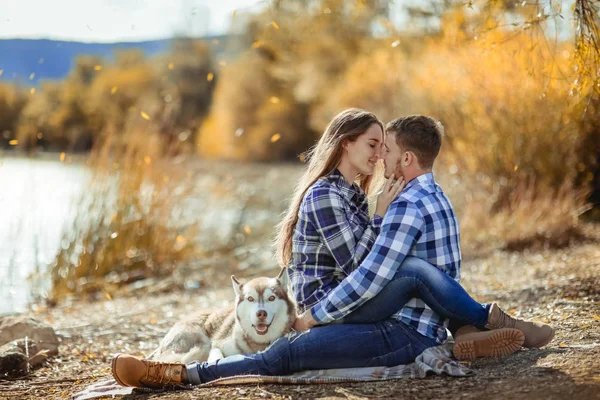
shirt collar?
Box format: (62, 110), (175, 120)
(327, 168), (366, 205)
(405, 172), (435, 191)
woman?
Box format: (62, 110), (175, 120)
(111, 109), (552, 387)
(275, 108), (403, 317)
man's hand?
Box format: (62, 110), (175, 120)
(293, 311), (318, 331)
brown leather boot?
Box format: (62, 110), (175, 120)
(111, 354), (186, 388)
(485, 303), (555, 348)
(452, 325), (525, 361)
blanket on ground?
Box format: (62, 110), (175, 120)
(72, 343), (472, 400)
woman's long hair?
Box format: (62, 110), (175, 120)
(275, 108), (383, 268)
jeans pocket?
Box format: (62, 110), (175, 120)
(365, 343), (415, 368)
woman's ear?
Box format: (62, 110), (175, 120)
(341, 139), (348, 150)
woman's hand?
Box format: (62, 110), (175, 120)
(293, 311), (318, 331)
(375, 176), (406, 218)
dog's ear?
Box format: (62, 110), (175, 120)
(231, 275), (243, 297)
(275, 268), (289, 291)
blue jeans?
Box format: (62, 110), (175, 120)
(186, 319), (438, 384)
(186, 256), (488, 384)
(342, 256), (490, 331)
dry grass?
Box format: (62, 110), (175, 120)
(48, 126), (199, 304)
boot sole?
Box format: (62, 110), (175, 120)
(111, 353), (128, 387)
(453, 329), (525, 361)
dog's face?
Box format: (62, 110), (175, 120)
(232, 269), (295, 344)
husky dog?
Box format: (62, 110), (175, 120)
(150, 269), (296, 364)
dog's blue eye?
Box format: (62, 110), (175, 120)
(269, 296), (276, 301)
(247, 296), (254, 302)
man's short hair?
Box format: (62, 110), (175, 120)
(385, 115), (444, 169)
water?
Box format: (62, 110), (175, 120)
(0, 155), (90, 315)
(0, 156), (298, 315)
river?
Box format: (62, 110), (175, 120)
(0, 154), (90, 315)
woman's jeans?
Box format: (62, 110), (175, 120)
(186, 319), (438, 384)
(186, 256), (489, 384)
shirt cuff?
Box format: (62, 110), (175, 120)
(371, 214), (383, 229)
(311, 303), (335, 324)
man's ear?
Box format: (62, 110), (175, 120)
(231, 275), (243, 297)
(403, 151), (413, 167)
(275, 268), (289, 292)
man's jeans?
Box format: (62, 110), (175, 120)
(186, 256), (488, 384)
(342, 256), (490, 333)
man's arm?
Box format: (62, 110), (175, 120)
(306, 185), (382, 276)
(309, 200), (425, 324)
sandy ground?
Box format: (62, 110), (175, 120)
(1, 223), (599, 400)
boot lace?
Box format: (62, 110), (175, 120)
(144, 361), (180, 385)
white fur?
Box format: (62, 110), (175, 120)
(150, 270), (295, 364)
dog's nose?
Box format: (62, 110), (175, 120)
(256, 310), (267, 320)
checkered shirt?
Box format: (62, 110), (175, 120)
(310, 173), (462, 343)
(289, 169), (383, 313)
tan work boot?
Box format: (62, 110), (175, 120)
(452, 325), (525, 361)
(485, 303), (555, 348)
(111, 354), (186, 388)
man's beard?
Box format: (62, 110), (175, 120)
(385, 161), (402, 180)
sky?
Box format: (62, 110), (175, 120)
(0, 0), (573, 43)
(0, 0), (265, 43)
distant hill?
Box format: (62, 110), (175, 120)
(0, 36), (230, 85)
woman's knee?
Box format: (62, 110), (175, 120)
(397, 257), (445, 282)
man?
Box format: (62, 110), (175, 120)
(112, 116), (553, 387)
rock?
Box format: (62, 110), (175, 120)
(0, 342), (28, 375)
(0, 316), (59, 351)
(0, 316), (59, 376)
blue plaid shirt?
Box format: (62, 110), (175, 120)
(289, 169), (383, 313)
(310, 173), (462, 343)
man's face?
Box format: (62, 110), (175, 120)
(383, 133), (404, 179)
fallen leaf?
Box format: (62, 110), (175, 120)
(593, 314), (600, 321)
(271, 21), (280, 29)
(270, 133), (281, 143)
(244, 226), (251, 234)
(140, 111), (150, 120)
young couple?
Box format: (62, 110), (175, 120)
(111, 109), (554, 387)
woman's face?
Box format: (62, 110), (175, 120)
(344, 123), (383, 176)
